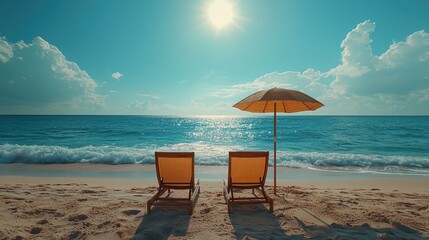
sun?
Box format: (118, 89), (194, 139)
(207, 0), (236, 30)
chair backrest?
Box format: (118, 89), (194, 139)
(155, 152), (194, 186)
(228, 151), (269, 186)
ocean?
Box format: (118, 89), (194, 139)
(1, 115), (429, 176)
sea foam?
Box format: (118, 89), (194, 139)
(1, 143), (428, 175)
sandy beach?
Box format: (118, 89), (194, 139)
(1, 173), (428, 239)
(2, 0), (429, 237)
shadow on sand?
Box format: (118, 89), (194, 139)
(294, 216), (428, 240)
(229, 205), (290, 239)
(278, 194), (428, 239)
(229, 204), (427, 240)
(131, 206), (190, 240)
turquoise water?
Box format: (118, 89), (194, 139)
(0, 115), (428, 175)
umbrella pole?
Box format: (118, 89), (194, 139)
(274, 103), (277, 195)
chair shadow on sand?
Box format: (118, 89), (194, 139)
(131, 206), (190, 240)
(229, 204), (290, 240)
(229, 203), (428, 240)
(293, 215), (428, 240)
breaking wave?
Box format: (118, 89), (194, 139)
(1, 143), (428, 175)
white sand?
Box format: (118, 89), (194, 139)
(1, 176), (428, 239)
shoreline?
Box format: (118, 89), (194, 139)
(1, 163), (428, 181)
(1, 175), (429, 192)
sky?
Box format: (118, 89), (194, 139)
(1, 0), (429, 116)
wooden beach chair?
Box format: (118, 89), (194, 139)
(223, 151), (273, 213)
(147, 152), (200, 214)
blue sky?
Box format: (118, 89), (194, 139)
(1, 0), (429, 115)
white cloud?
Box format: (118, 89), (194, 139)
(112, 72), (123, 80)
(211, 70), (326, 99)
(0, 37), (13, 63)
(412, 88), (429, 103)
(128, 101), (160, 111)
(135, 93), (160, 99)
(330, 22), (429, 97)
(126, 99), (238, 116)
(0, 36), (104, 112)
(333, 20), (375, 77)
(299, 68), (324, 81)
(212, 20), (429, 115)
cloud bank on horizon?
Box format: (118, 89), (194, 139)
(213, 20), (429, 115)
(0, 20), (428, 115)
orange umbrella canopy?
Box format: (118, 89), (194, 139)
(233, 87), (324, 113)
(233, 87), (324, 194)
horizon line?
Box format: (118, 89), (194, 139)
(1, 114), (428, 117)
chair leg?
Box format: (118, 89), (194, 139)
(223, 181), (231, 214)
(147, 202), (152, 214)
(146, 187), (168, 215)
(259, 186), (274, 212)
(223, 180), (228, 202)
(227, 200), (231, 213)
(197, 179), (201, 193)
(190, 184), (200, 215)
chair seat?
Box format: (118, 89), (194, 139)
(223, 151), (273, 213)
(147, 152), (200, 215)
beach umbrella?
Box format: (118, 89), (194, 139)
(233, 87), (324, 194)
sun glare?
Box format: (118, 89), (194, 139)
(207, 0), (235, 30)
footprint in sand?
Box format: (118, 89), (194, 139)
(200, 207), (212, 214)
(97, 220), (111, 229)
(417, 205), (428, 211)
(1, 192), (25, 200)
(121, 209), (141, 216)
(68, 214), (88, 222)
(30, 226), (43, 234)
(37, 219), (49, 225)
(366, 211), (390, 223)
(8, 207), (17, 212)
(409, 211), (420, 216)
(81, 190), (98, 194)
(397, 202), (415, 208)
(68, 231), (81, 240)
